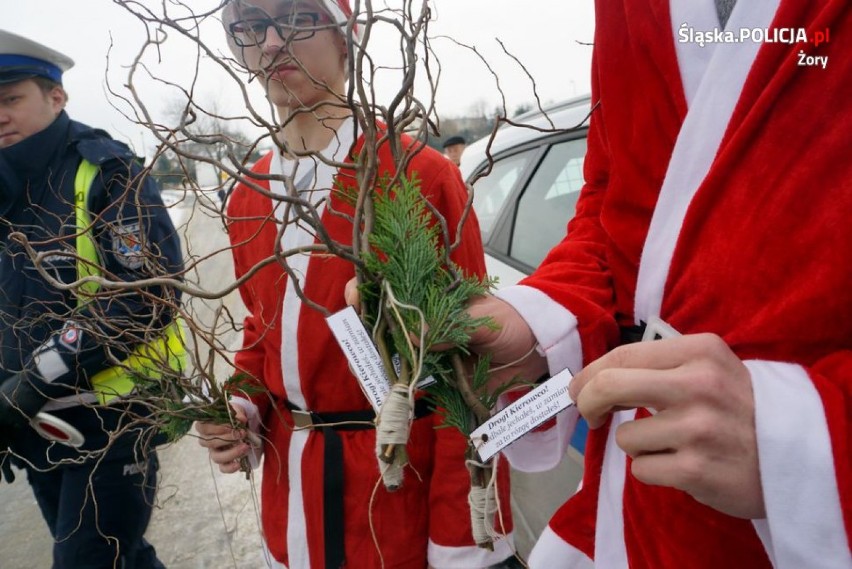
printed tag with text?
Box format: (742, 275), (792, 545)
(326, 306), (391, 411)
(470, 369), (574, 462)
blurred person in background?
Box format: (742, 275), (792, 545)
(441, 135), (466, 167)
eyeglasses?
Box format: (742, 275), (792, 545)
(228, 12), (329, 47)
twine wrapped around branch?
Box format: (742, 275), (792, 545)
(375, 383), (413, 490)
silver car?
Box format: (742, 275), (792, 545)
(461, 94), (591, 287)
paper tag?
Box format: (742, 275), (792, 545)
(326, 306), (391, 411)
(470, 369), (574, 462)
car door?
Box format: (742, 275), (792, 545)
(485, 134), (588, 275)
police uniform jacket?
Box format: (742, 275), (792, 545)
(0, 111), (183, 468)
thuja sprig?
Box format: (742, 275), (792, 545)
(132, 369), (265, 443)
(339, 172), (523, 547)
(340, 173), (502, 476)
(357, 173), (495, 363)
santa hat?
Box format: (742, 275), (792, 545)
(321, 0), (359, 37)
(0, 29), (74, 85)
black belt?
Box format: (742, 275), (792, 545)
(619, 322), (647, 345)
(281, 397), (433, 569)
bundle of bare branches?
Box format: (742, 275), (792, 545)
(104, 0), (571, 551)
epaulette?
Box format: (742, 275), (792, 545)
(75, 137), (137, 167)
(69, 122), (137, 167)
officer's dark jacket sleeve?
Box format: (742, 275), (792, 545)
(32, 127), (184, 395)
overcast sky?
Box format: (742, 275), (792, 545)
(3, 0), (595, 155)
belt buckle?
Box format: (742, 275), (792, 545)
(291, 409), (314, 430)
(640, 316), (681, 342)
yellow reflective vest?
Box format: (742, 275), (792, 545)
(71, 159), (186, 405)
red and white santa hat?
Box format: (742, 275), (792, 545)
(321, 0), (359, 36)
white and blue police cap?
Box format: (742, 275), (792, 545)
(0, 29), (74, 86)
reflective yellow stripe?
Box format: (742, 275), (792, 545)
(73, 159), (186, 402)
(74, 160), (101, 305)
(89, 321), (186, 404)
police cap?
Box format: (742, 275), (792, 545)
(0, 29), (74, 85)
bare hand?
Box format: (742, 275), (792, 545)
(570, 333), (765, 519)
(345, 281), (548, 389)
(344, 277), (361, 312)
(465, 295), (548, 390)
(195, 406), (253, 475)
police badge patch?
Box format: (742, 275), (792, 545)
(111, 222), (145, 270)
(58, 320), (83, 352)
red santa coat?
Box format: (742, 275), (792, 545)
(226, 122), (514, 569)
(499, 0), (851, 567)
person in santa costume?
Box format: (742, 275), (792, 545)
(465, 0), (851, 567)
(195, 1), (517, 568)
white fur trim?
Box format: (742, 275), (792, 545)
(228, 396), (261, 432)
(746, 360), (852, 569)
(669, 0), (721, 106)
(494, 285), (583, 377)
(427, 534), (515, 568)
(319, 0), (360, 39)
(270, 117), (356, 411)
(228, 396), (263, 469)
(500, 405), (580, 473)
(751, 519), (777, 567)
(320, 0), (348, 22)
(492, 285), (582, 472)
(594, 410), (632, 568)
(634, 0), (780, 324)
(286, 429), (310, 569)
(268, 120), (356, 568)
(528, 525), (594, 569)
(271, 150), (312, 412)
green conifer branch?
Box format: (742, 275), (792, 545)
(338, 172), (501, 440)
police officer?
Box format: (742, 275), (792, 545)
(0, 29), (183, 568)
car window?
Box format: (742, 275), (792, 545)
(471, 148), (537, 242)
(510, 138), (587, 268)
